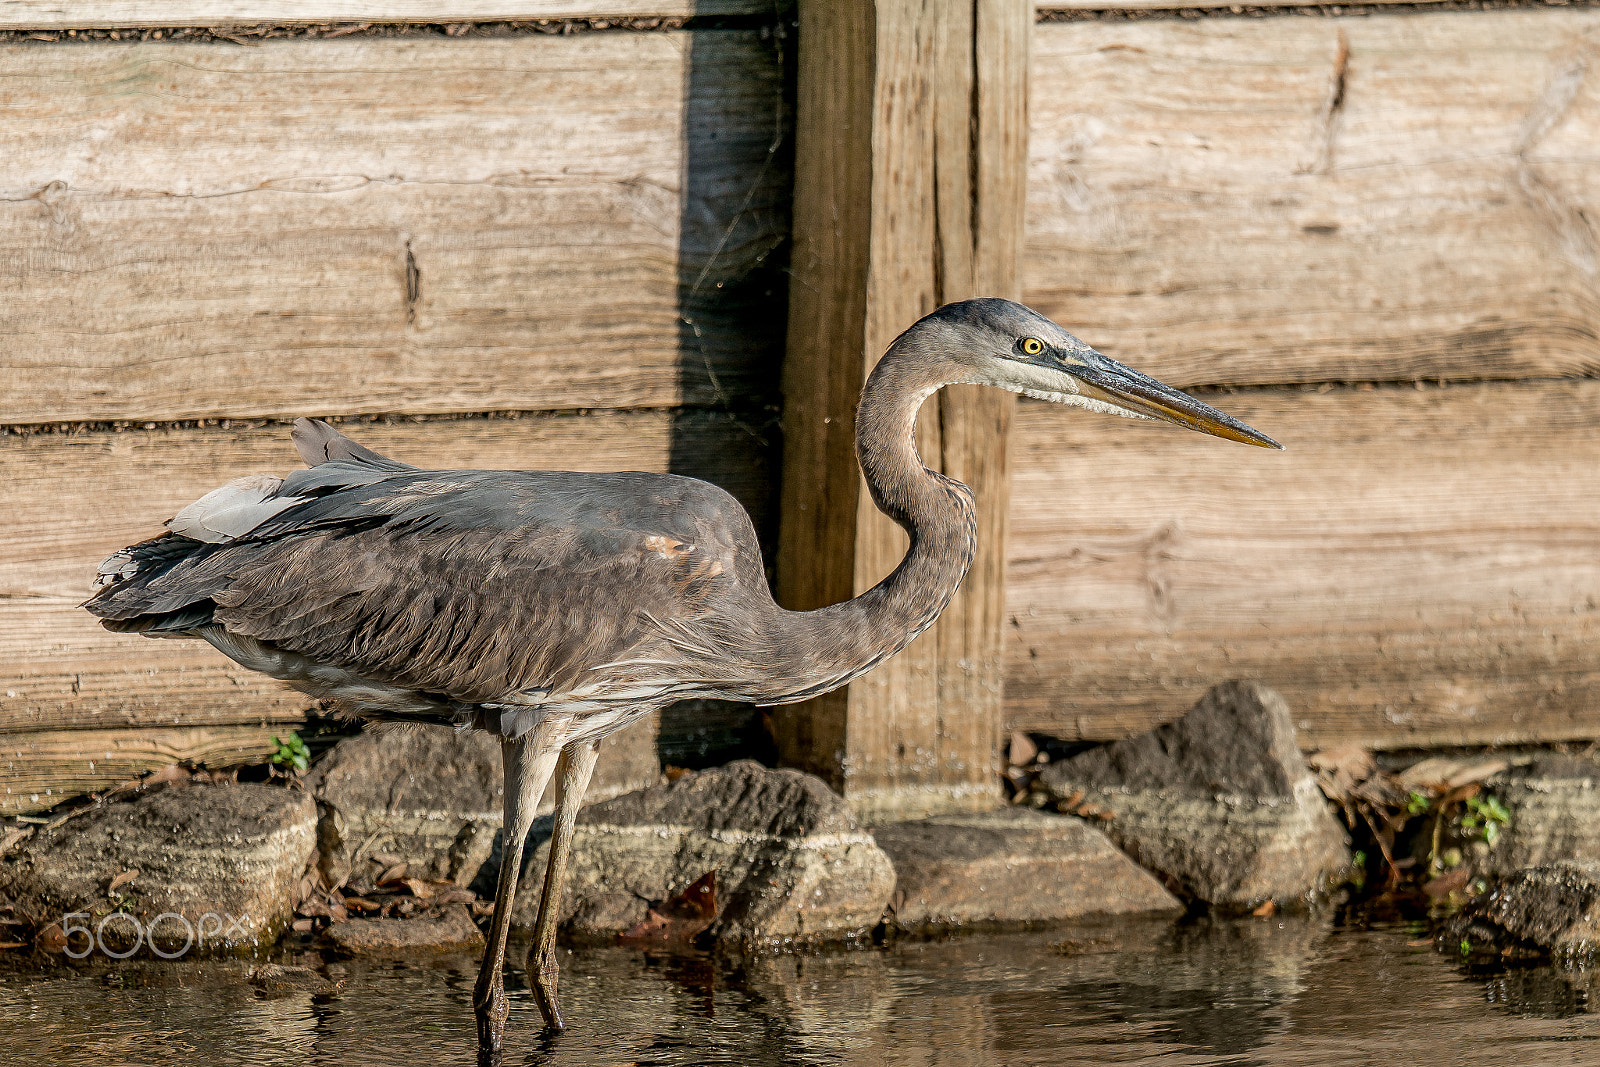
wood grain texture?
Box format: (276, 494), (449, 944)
(927, 0), (1029, 816)
(0, 30), (788, 423)
(0, 1), (1502, 31)
(0, 410), (773, 734)
(1003, 380), (1600, 750)
(1038, 0), (1464, 9)
(0, 725), (283, 814)
(0, 2), (763, 27)
(770, 0), (871, 791)
(1027, 10), (1600, 389)
(775, 0), (1028, 819)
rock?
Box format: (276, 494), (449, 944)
(324, 903), (484, 956)
(1476, 757), (1600, 878)
(873, 807), (1181, 929)
(0, 782), (315, 953)
(306, 725), (505, 889)
(1480, 962), (1600, 1016)
(1446, 863), (1600, 962)
(249, 962), (344, 995)
(511, 761), (894, 947)
(307, 719), (659, 890)
(1036, 680), (1349, 907)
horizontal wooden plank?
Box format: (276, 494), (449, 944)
(1003, 379), (1600, 750)
(0, 30), (788, 423)
(0, 2), (763, 28)
(1038, 1), (1462, 10)
(0, 410), (773, 733)
(1027, 10), (1600, 389)
(0, 725), (283, 814)
(0, 3), (1488, 29)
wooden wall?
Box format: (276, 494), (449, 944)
(0, 21), (789, 813)
(1008, 8), (1600, 750)
(3, 2), (1598, 815)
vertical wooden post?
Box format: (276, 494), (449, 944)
(774, 0), (1029, 820)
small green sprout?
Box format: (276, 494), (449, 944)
(1459, 794), (1510, 846)
(269, 732), (310, 774)
(1344, 849), (1368, 890)
(1460, 938), (1472, 957)
(1406, 790), (1432, 816)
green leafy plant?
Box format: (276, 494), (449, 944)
(270, 732), (310, 774)
(1344, 849), (1368, 891)
(1458, 794), (1510, 846)
(1406, 790), (1431, 816)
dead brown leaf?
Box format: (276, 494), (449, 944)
(1423, 866), (1473, 900)
(144, 763), (190, 787)
(35, 923), (66, 953)
(376, 862), (409, 886)
(619, 871), (717, 945)
(1439, 782), (1483, 809)
(1308, 744), (1377, 805)
(1444, 760), (1508, 791)
(1073, 803), (1114, 820)
(108, 869), (140, 893)
(1397, 756), (1467, 793)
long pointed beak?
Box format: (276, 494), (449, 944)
(1071, 353), (1284, 450)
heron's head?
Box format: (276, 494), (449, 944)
(899, 298), (1282, 450)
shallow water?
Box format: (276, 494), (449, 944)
(2, 915), (1596, 1066)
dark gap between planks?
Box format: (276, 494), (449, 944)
(0, 14), (791, 45)
(1039, 0), (1600, 21)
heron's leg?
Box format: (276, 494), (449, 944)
(527, 738), (602, 1032)
(473, 731), (560, 1057)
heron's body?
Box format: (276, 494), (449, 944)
(82, 298), (1279, 1055)
(95, 462), (781, 735)
(85, 389), (976, 740)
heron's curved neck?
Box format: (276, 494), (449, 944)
(771, 345), (978, 701)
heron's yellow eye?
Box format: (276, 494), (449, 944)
(1020, 337), (1044, 356)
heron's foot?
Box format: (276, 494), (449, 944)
(530, 950), (566, 1032)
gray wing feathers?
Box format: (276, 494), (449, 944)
(290, 417), (415, 470)
(204, 514), (735, 704)
(87, 418), (757, 709)
(153, 420), (408, 546)
(168, 474), (307, 544)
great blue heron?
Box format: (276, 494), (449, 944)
(83, 298), (1279, 1053)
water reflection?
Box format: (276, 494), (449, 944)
(1, 915), (1596, 1066)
